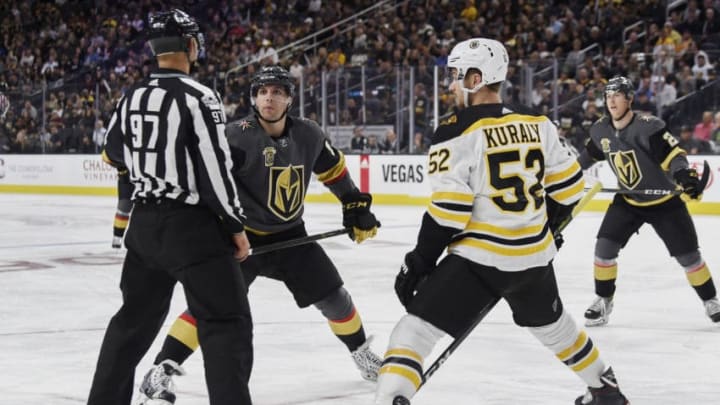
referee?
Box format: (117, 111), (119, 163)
(87, 9), (253, 405)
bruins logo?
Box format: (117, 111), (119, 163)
(268, 165), (305, 220)
(608, 150), (642, 189)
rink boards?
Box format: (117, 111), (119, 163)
(0, 154), (718, 214)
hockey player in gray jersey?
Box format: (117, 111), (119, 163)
(578, 76), (720, 327)
(136, 66), (383, 404)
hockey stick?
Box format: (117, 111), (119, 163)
(417, 181), (603, 389)
(248, 227), (351, 256)
(593, 160), (711, 196)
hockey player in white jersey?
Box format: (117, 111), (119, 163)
(374, 38), (629, 405)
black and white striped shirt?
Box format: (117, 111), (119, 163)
(102, 68), (245, 233)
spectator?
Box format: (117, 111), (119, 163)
(413, 83), (430, 131)
(92, 119), (106, 152)
(712, 111), (720, 143)
(364, 134), (381, 154)
(410, 131), (428, 154)
(658, 75), (678, 120)
(692, 51), (713, 84)
(381, 128), (401, 154)
(678, 124), (701, 154)
(256, 39), (279, 65)
(49, 125), (64, 153)
(350, 126), (367, 153)
(633, 92), (657, 116)
(694, 111), (715, 142)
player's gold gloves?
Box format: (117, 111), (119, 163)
(341, 191), (380, 243)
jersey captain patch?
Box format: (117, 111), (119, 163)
(609, 150), (642, 189)
(268, 165), (305, 220)
(263, 147), (277, 167)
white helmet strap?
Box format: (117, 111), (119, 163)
(460, 81), (485, 106)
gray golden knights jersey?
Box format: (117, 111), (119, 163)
(422, 103), (585, 271)
(584, 114), (687, 206)
(225, 115), (357, 234)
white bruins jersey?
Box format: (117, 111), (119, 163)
(426, 104), (584, 271)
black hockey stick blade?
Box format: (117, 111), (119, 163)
(249, 228), (351, 256)
(697, 160), (711, 194)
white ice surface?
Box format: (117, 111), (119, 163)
(0, 194), (718, 405)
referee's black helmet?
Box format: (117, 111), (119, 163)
(147, 9), (205, 56)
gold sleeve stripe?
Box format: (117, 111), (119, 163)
(328, 308), (362, 336)
(378, 365), (422, 389)
(244, 225), (273, 236)
(428, 203), (472, 224)
(101, 150), (112, 164)
(453, 232), (553, 256)
(465, 220), (545, 238)
(570, 347), (600, 372)
(686, 263), (711, 286)
(316, 152), (347, 183)
(594, 262), (618, 281)
(549, 179), (586, 202)
(461, 113), (548, 136)
(622, 193), (675, 207)
(431, 192), (475, 204)
(384, 348), (423, 363)
(545, 161), (581, 185)
(113, 216), (129, 228)
(661, 147), (686, 171)
(168, 316), (200, 350)
(556, 331), (588, 361)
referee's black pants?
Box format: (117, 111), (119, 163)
(87, 201), (253, 405)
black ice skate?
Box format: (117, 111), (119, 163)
(575, 367), (629, 405)
(392, 395), (411, 405)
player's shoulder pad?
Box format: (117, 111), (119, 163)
(432, 104), (550, 145)
(431, 114), (460, 146)
(592, 115), (610, 127)
(288, 115), (327, 141)
(505, 102), (543, 117)
(589, 115), (611, 134)
(634, 114), (665, 133)
(200, 92), (223, 111)
(226, 115), (259, 135)
(290, 115), (322, 132)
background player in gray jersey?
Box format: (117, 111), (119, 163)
(136, 66), (383, 404)
(578, 76), (720, 326)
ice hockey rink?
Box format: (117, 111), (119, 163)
(1, 193), (718, 405)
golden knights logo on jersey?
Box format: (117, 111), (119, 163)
(609, 150), (642, 189)
(268, 165), (305, 220)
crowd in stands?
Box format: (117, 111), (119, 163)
(1, 0), (719, 155)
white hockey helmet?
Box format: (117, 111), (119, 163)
(447, 38), (509, 87)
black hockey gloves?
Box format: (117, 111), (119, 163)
(674, 167), (702, 199)
(395, 251), (435, 308)
(341, 191), (380, 243)
(546, 198), (577, 250)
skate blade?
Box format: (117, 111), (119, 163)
(136, 395), (173, 405)
(584, 318), (608, 327)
